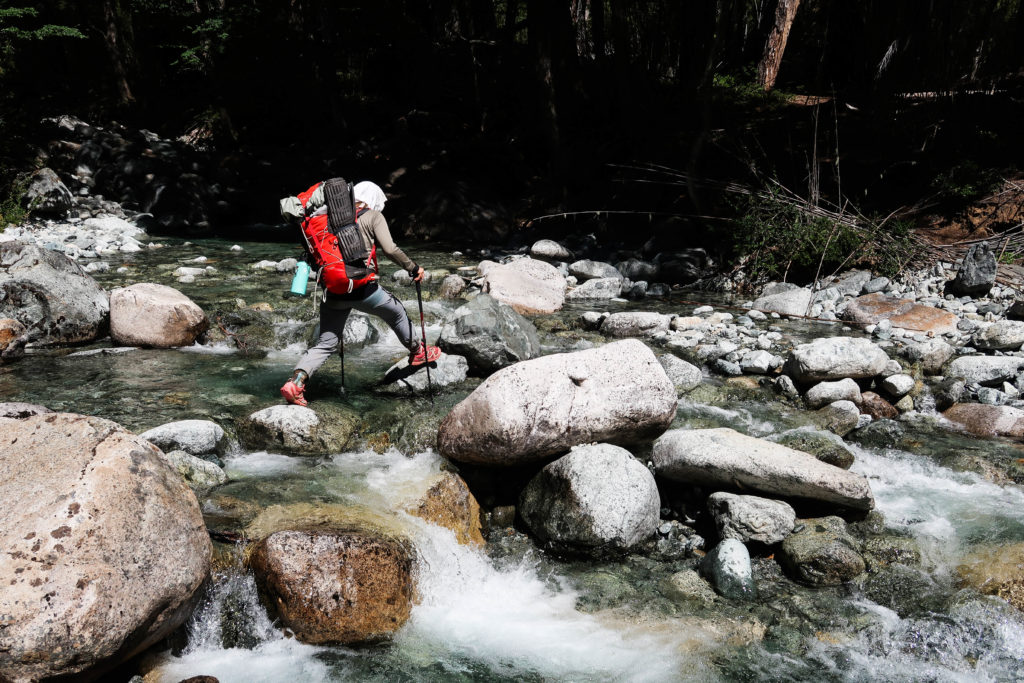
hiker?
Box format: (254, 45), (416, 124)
(280, 180), (440, 407)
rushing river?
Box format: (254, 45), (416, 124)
(6, 234), (1024, 681)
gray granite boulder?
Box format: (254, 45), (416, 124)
(600, 312), (672, 338)
(784, 337), (889, 383)
(973, 320), (1024, 351)
(566, 277), (622, 300)
(707, 492), (796, 545)
(659, 354), (703, 394)
(139, 419), (228, 456)
(0, 242), (109, 345)
(652, 428), (874, 511)
(752, 287), (813, 317)
(482, 257), (567, 314)
(903, 338), (954, 375)
(238, 404), (359, 455)
(380, 353), (469, 395)
(438, 294), (540, 373)
(24, 167), (74, 215)
(804, 378), (862, 408)
(529, 239), (573, 262)
(109, 283), (208, 348)
(162, 449), (228, 491)
(438, 339), (677, 465)
(700, 539), (757, 599)
(947, 355), (1024, 386)
(949, 241), (996, 297)
(569, 259), (622, 282)
(519, 444), (660, 551)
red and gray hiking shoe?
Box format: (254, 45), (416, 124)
(281, 370), (309, 407)
(409, 344), (441, 366)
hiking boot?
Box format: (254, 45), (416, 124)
(409, 344), (441, 366)
(280, 370), (308, 407)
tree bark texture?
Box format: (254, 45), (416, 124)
(758, 0), (801, 91)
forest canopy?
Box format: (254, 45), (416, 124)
(1, 0), (1022, 275)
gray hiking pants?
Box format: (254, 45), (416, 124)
(294, 285), (417, 378)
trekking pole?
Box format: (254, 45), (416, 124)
(414, 280), (434, 404)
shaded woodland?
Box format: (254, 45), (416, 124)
(2, 0), (1023, 279)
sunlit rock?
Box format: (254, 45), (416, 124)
(110, 282), (208, 348)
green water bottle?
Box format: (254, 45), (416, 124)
(290, 260), (310, 296)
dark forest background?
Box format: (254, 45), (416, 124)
(2, 0), (1023, 280)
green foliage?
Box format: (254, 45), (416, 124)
(711, 70), (788, 108)
(731, 189), (917, 285)
(0, 6), (84, 50)
(0, 172), (31, 229)
(931, 161), (1002, 202)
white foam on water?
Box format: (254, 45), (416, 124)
(398, 517), (708, 682)
(850, 444), (1024, 569)
(678, 400), (778, 435)
(178, 341), (238, 355)
(222, 451), (304, 478)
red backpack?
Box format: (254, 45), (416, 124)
(293, 178), (379, 294)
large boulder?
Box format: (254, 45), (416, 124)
(949, 241), (997, 297)
(518, 444), (660, 551)
(942, 404), (1024, 438)
(437, 294), (541, 373)
(778, 516), (866, 586)
(481, 257), (567, 314)
(841, 293), (959, 335)
(0, 413), (210, 682)
(380, 353), (469, 395)
(109, 282), (208, 348)
(804, 378), (862, 408)
(438, 339), (677, 465)
(0, 242), (109, 345)
(245, 505), (414, 645)
(751, 287), (813, 317)
(237, 404), (358, 455)
(973, 320), (1024, 351)
(946, 355), (1024, 386)
(139, 419), (229, 456)
(707, 492), (796, 545)
(903, 338), (955, 375)
(659, 354), (703, 395)
(652, 428), (874, 512)
(784, 336), (889, 383)
(24, 167), (74, 215)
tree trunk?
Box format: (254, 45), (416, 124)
(758, 0), (801, 91)
(591, 0), (605, 62)
(101, 0), (135, 104)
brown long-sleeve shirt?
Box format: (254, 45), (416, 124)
(357, 209), (416, 274)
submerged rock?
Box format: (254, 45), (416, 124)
(139, 418), (228, 456)
(246, 507), (414, 645)
(0, 241), (109, 345)
(0, 413), (210, 682)
(438, 294), (540, 373)
(785, 337), (890, 383)
(237, 404), (358, 455)
(652, 428), (874, 512)
(481, 257), (566, 314)
(110, 282), (208, 348)
(701, 538), (757, 599)
(770, 428), (856, 470)
(956, 543), (1024, 612)
(778, 516), (866, 586)
(519, 444), (660, 552)
(707, 492), (796, 545)
(438, 339), (677, 465)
